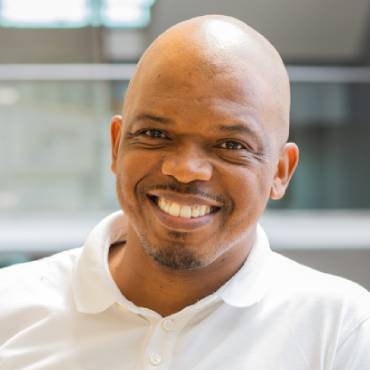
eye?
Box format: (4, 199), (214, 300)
(219, 141), (245, 150)
(141, 129), (167, 139)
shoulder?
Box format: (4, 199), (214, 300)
(0, 248), (82, 310)
(270, 252), (370, 309)
(0, 248), (82, 346)
(269, 252), (370, 336)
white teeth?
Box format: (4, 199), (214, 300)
(191, 205), (200, 218)
(164, 202), (171, 213)
(156, 197), (214, 218)
(199, 205), (210, 217)
(158, 197), (166, 210)
(179, 205), (192, 218)
(168, 202), (180, 217)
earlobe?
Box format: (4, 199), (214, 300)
(111, 115), (123, 174)
(270, 143), (299, 200)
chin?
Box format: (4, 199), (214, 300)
(150, 247), (204, 270)
(138, 231), (217, 271)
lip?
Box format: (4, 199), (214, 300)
(147, 194), (220, 231)
(146, 189), (223, 208)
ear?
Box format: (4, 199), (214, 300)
(270, 142), (299, 200)
(111, 115), (123, 174)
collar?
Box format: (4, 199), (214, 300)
(72, 211), (127, 314)
(72, 211), (273, 314)
(216, 223), (273, 307)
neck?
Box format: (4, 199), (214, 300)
(109, 227), (254, 317)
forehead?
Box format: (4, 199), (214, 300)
(127, 56), (274, 126)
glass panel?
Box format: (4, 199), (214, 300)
(0, 0), (157, 28)
(270, 82), (370, 210)
(0, 81), (122, 216)
(1, 0), (89, 26)
(102, 0), (156, 27)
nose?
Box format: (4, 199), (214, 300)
(161, 146), (213, 183)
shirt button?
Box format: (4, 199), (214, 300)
(162, 318), (174, 331)
(149, 352), (162, 366)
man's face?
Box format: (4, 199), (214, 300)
(111, 58), (283, 270)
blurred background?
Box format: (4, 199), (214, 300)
(0, 0), (369, 288)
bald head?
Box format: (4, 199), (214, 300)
(143, 15), (287, 77)
(123, 15), (291, 149)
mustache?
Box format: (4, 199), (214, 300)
(143, 183), (226, 205)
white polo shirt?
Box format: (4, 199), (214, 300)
(1, 211), (369, 370)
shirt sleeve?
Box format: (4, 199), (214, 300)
(332, 317), (370, 370)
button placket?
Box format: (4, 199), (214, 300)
(141, 317), (181, 370)
(148, 352), (162, 366)
(161, 318), (175, 332)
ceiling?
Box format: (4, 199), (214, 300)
(147, 0), (370, 64)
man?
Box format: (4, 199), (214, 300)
(0, 15), (369, 370)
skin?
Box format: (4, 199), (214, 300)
(109, 15), (299, 317)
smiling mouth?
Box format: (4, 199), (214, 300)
(147, 195), (221, 219)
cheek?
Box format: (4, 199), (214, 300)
(119, 150), (157, 184)
(228, 165), (271, 201)
(115, 172), (134, 216)
(221, 165), (273, 224)
(115, 153), (143, 209)
(115, 150), (161, 206)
